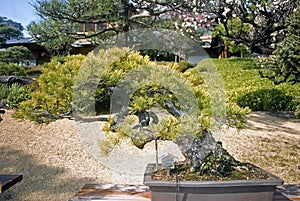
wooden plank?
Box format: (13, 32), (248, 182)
(69, 184), (150, 201)
(0, 174), (23, 193)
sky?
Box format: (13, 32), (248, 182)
(0, 0), (38, 37)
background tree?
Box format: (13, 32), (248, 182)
(28, 0), (193, 55)
(0, 16), (24, 44)
(28, 19), (77, 56)
(194, 0), (299, 54)
(212, 18), (250, 57)
(29, 0), (299, 56)
(260, 6), (300, 85)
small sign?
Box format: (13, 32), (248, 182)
(161, 153), (177, 169)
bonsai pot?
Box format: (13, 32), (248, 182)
(144, 163), (283, 201)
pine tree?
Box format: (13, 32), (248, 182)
(260, 7), (300, 85)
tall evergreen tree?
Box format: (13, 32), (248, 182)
(260, 6), (300, 85)
(0, 16), (24, 44)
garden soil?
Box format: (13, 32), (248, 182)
(0, 109), (299, 201)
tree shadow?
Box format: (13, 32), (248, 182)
(0, 147), (93, 201)
(246, 111), (300, 137)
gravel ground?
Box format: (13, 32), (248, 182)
(220, 111), (300, 184)
(0, 109), (299, 201)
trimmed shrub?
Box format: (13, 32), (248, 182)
(7, 84), (32, 109)
(236, 88), (294, 111)
(210, 58), (299, 116)
(0, 64), (27, 76)
(0, 84), (9, 100)
(0, 46), (34, 65)
(15, 54), (85, 123)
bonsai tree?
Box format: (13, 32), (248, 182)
(72, 47), (250, 180)
(102, 69), (240, 177)
(16, 44), (251, 179)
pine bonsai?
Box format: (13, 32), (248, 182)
(90, 48), (250, 180)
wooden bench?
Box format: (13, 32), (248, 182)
(0, 174), (23, 193)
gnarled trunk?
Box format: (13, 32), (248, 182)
(176, 130), (240, 176)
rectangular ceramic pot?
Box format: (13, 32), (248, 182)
(144, 163), (283, 201)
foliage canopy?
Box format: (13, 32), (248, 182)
(28, 0), (299, 55)
(0, 16), (23, 44)
(207, 0), (299, 54)
(28, 0), (187, 55)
